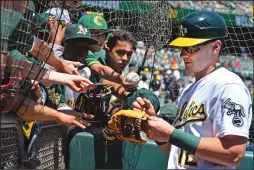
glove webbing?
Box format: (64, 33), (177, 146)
(120, 115), (142, 140)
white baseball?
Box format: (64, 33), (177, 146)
(79, 67), (91, 79)
(125, 72), (140, 85)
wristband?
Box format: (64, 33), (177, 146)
(155, 141), (167, 146)
(110, 70), (116, 77)
(168, 128), (201, 154)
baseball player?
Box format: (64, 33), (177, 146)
(133, 11), (252, 169)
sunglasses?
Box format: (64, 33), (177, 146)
(181, 40), (215, 54)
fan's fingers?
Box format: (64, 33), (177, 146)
(73, 119), (86, 129)
(79, 112), (94, 120)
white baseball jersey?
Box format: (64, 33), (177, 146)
(168, 67), (252, 169)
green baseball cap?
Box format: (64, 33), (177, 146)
(158, 104), (178, 124)
(64, 24), (98, 45)
(78, 14), (108, 30)
(123, 88), (160, 113)
(159, 104), (177, 117)
(169, 10), (228, 47)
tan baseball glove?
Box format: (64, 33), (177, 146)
(107, 110), (150, 144)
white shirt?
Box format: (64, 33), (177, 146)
(168, 67), (252, 169)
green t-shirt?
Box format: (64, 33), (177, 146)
(42, 84), (66, 109)
(85, 49), (107, 83)
(85, 48), (107, 66)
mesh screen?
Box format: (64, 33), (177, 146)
(27, 123), (64, 169)
(0, 123), (22, 169)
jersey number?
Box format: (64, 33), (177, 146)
(178, 149), (198, 167)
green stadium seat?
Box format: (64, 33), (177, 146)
(69, 132), (168, 169)
(122, 140), (169, 169)
(69, 132), (253, 169)
(69, 132), (95, 169)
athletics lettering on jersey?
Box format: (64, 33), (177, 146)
(175, 101), (207, 129)
(221, 98), (245, 127)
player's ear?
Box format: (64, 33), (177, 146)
(212, 40), (222, 55)
(104, 41), (110, 52)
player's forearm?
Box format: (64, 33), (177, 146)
(102, 79), (129, 101)
(16, 95), (62, 121)
(158, 143), (171, 154)
(91, 64), (122, 84)
(195, 137), (246, 166)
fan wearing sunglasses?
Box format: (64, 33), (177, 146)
(133, 10), (252, 169)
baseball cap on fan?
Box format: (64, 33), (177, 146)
(44, 8), (71, 25)
(78, 14), (108, 30)
(169, 10), (228, 47)
(123, 88), (160, 113)
(64, 23), (98, 45)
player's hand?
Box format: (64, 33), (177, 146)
(146, 116), (174, 142)
(56, 110), (94, 129)
(133, 97), (156, 116)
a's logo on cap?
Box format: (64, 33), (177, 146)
(94, 16), (104, 26)
(77, 25), (88, 35)
(48, 15), (57, 21)
(179, 25), (187, 36)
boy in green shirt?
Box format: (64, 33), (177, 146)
(78, 14), (135, 89)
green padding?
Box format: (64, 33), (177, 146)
(69, 132), (95, 169)
(236, 151), (253, 169)
(122, 140), (168, 169)
(70, 132), (169, 169)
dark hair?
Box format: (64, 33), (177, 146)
(107, 30), (136, 50)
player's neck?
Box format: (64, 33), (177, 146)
(194, 62), (221, 81)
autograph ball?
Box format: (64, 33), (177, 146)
(125, 72), (140, 85)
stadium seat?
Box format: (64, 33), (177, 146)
(69, 132), (95, 169)
(69, 132), (168, 169)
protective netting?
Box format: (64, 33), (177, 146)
(0, 0), (69, 114)
(81, 1), (174, 49)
